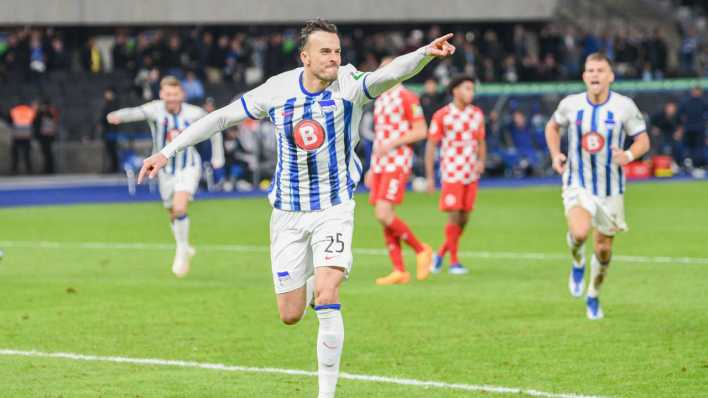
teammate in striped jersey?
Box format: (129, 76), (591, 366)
(367, 57), (432, 286)
(107, 76), (225, 278)
(545, 53), (650, 320)
(136, 19), (455, 398)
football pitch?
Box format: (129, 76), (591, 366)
(0, 181), (706, 397)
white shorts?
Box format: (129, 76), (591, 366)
(562, 187), (628, 236)
(158, 167), (201, 208)
(269, 199), (356, 294)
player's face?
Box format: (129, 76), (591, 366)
(582, 59), (614, 96)
(454, 81), (475, 105)
(301, 31), (341, 82)
(160, 85), (185, 113)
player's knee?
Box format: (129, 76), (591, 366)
(172, 205), (187, 218)
(279, 312), (302, 325)
(595, 244), (612, 262)
(374, 204), (393, 225)
(569, 227), (589, 244)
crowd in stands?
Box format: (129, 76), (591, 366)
(1, 5), (706, 180)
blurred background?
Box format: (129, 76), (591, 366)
(0, 0), (706, 195)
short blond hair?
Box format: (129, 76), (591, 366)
(160, 75), (182, 89)
(585, 52), (613, 69)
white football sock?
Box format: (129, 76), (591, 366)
(316, 306), (344, 398)
(587, 254), (609, 298)
(172, 215), (190, 251)
(566, 232), (585, 266)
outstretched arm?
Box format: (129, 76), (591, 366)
(364, 34), (455, 99)
(138, 99), (250, 183)
(106, 107), (149, 124)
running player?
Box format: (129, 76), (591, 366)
(545, 53), (650, 320)
(425, 75), (486, 275)
(107, 76), (224, 278)
(136, 19), (455, 398)
(367, 57), (432, 285)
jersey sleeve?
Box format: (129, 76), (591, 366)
(401, 91), (425, 124)
(338, 64), (373, 107)
(239, 78), (274, 120)
(551, 96), (571, 128)
(108, 100), (160, 123)
(623, 98), (647, 136)
(428, 109), (445, 141)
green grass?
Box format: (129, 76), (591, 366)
(0, 181), (707, 397)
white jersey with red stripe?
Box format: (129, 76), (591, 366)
(371, 85), (424, 174)
(429, 103), (486, 184)
(552, 91), (646, 197)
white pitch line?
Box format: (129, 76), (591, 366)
(0, 348), (609, 398)
(0, 240), (707, 265)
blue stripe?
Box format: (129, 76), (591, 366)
(176, 213), (188, 221)
(590, 105), (599, 195)
(271, 108), (284, 209)
(314, 303), (341, 311)
(342, 100), (354, 198)
(362, 74), (375, 100)
(276, 271), (289, 277)
(171, 115), (179, 175)
(605, 111), (614, 196)
(303, 97), (320, 211)
(618, 126), (625, 194)
(240, 97), (257, 120)
(283, 98), (301, 211)
(321, 91), (332, 100)
(324, 107), (341, 206)
(575, 110), (585, 188)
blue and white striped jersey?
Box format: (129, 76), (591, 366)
(111, 101), (224, 175)
(160, 47), (436, 211)
(552, 91), (647, 197)
(240, 65), (373, 211)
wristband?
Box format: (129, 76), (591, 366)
(624, 150), (635, 162)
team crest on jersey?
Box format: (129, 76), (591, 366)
(294, 119), (326, 151)
(581, 131), (605, 154)
(604, 118), (616, 129)
(166, 128), (181, 142)
(276, 271), (291, 286)
(318, 99), (337, 114)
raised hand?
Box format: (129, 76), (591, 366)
(426, 33), (456, 57)
(137, 153), (168, 184)
(552, 153), (567, 175)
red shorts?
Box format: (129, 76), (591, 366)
(439, 182), (478, 212)
(368, 171), (409, 205)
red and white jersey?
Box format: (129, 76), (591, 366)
(371, 85), (424, 174)
(429, 103), (486, 184)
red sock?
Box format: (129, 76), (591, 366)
(445, 224), (462, 264)
(388, 217), (424, 253)
(384, 227), (405, 272)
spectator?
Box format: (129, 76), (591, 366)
(679, 86), (708, 167)
(6, 101), (36, 174)
(98, 87), (120, 173)
(650, 101), (684, 162)
(505, 110), (544, 176)
(28, 31), (47, 79)
(32, 98), (59, 174)
(81, 37), (102, 74)
(112, 30), (132, 72)
(182, 71), (205, 104)
(47, 36), (70, 72)
(420, 78), (445, 124)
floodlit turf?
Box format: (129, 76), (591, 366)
(0, 181), (706, 397)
